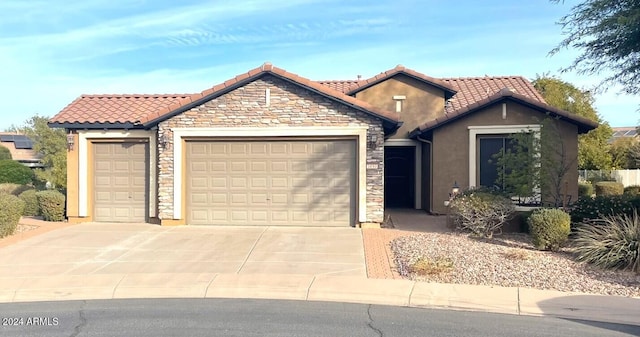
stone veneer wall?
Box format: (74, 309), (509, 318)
(157, 75), (385, 224)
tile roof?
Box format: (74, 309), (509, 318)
(50, 63), (400, 127)
(411, 88), (598, 135)
(50, 94), (194, 125)
(345, 65), (457, 98)
(138, 63), (399, 126)
(316, 80), (361, 94)
(440, 76), (546, 113)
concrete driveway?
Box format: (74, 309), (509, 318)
(0, 223), (366, 278)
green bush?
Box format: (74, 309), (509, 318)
(624, 185), (640, 196)
(36, 190), (65, 222)
(0, 183), (31, 196)
(595, 181), (624, 196)
(570, 195), (640, 224)
(450, 192), (515, 238)
(578, 182), (594, 197)
(0, 145), (11, 160)
(573, 211), (640, 273)
(0, 193), (25, 238)
(528, 208), (571, 251)
(18, 189), (39, 216)
(0, 160), (33, 185)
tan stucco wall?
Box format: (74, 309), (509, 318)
(354, 75), (445, 139)
(430, 101), (579, 214)
(66, 132), (79, 219)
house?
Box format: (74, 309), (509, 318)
(610, 127), (638, 142)
(49, 63), (598, 226)
(0, 133), (43, 168)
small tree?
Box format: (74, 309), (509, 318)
(494, 118), (575, 207)
(17, 116), (66, 189)
(494, 131), (538, 200)
(0, 145), (11, 160)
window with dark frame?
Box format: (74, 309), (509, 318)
(477, 135), (518, 190)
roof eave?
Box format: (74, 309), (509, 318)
(409, 95), (598, 137)
(48, 122), (146, 130)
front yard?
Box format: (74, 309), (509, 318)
(391, 232), (640, 297)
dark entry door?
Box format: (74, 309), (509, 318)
(384, 146), (415, 208)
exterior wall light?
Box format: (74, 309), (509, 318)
(66, 131), (75, 151)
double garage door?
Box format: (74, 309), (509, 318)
(186, 139), (356, 226)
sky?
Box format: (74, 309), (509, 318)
(0, 0), (637, 130)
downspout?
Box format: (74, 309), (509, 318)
(415, 134), (434, 214)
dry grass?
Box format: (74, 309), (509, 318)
(408, 256), (454, 276)
(501, 249), (530, 261)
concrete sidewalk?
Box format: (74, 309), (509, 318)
(0, 273), (638, 326)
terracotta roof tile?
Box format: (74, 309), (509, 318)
(413, 88), (598, 135)
(49, 94), (195, 125)
(317, 80), (362, 93)
(51, 63), (400, 127)
(137, 63), (399, 125)
(441, 76), (546, 113)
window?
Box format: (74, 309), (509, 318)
(477, 135), (516, 189)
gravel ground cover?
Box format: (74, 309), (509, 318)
(391, 232), (640, 297)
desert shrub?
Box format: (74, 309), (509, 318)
(0, 145), (11, 160)
(0, 193), (25, 238)
(578, 182), (594, 197)
(0, 160), (34, 185)
(624, 185), (640, 196)
(595, 181), (624, 196)
(528, 208), (571, 251)
(0, 183), (31, 196)
(450, 192), (515, 238)
(408, 256), (454, 276)
(36, 190), (65, 222)
(573, 211), (640, 273)
(570, 195), (640, 224)
(18, 189), (39, 216)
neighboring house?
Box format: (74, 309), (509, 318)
(0, 133), (43, 168)
(49, 63), (597, 226)
(610, 126), (638, 143)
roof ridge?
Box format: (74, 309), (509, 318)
(440, 75), (529, 80)
(316, 79), (361, 83)
(81, 93), (194, 98)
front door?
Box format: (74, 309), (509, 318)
(384, 146), (415, 208)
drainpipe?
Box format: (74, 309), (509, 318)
(415, 134), (434, 214)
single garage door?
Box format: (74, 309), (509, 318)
(93, 142), (148, 222)
(186, 139), (356, 226)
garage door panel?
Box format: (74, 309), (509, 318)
(230, 177), (248, 188)
(250, 177), (267, 188)
(186, 140), (355, 226)
(208, 177), (224, 188)
(230, 161), (247, 172)
(230, 193), (247, 204)
(209, 162), (226, 172)
(191, 161), (208, 172)
(211, 193), (227, 204)
(93, 142), (148, 223)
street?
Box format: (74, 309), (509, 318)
(0, 298), (638, 337)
